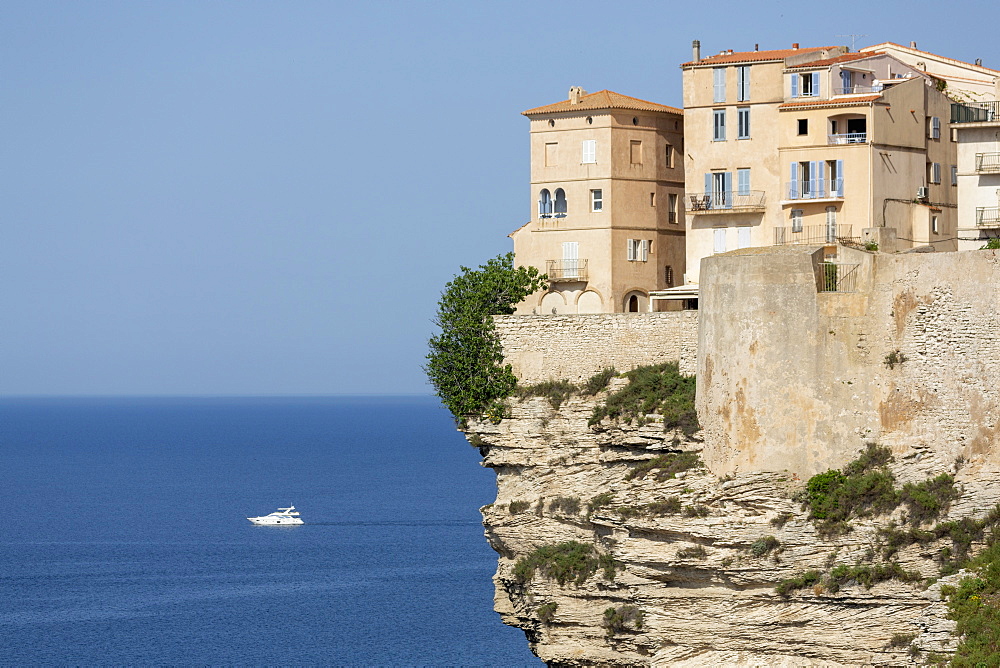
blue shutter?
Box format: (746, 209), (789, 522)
(704, 173), (712, 209)
(817, 161), (826, 198)
(791, 74), (799, 98)
(714, 68), (725, 103)
(812, 72), (820, 97)
(841, 70), (851, 93)
(742, 66), (750, 101)
(790, 163), (799, 199)
(836, 159), (844, 196)
(723, 172), (733, 208)
(737, 169), (750, 196)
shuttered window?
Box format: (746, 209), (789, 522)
(737, 107), (750, 139)
(737, 169), (751, 196)
(930, 117), (941, 139)
(713, 109), (726, 141)
(737, 227), (751, 249)
(713, 68), (726, 103)
(582, 140), (596, 164)
(737, 66), (750, 101)
(713, 228), (727, 254)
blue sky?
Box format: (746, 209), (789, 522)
(1, 0), (996, 395)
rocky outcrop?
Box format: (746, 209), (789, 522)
(467, 382), (1000, 666)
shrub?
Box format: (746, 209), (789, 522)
(677, 545), (708, 559)
(603, 605), (643, 637)
(942, 540), (1000, 666)
(580, 368), (617, 396)
(625, 452), (701, 481)
(776, 570), (823, 597)
(426, 252), (547, 420)
(508, 500), (531, 514)
(750, 535), (781, 558)
(513, 541), (610, 586)
(826, 562), (921, 590)
(587, 492), (615, 514)
(683, 504), (710, 518)
(804, 443), (898, 533)
(770, 512), (794, 528)
(647, 496), (683, 516)
(982, 238), (1000, 250)
(884, 350), (907, 370)
(516, 379), (577, 409)
(616, 506), (643, 519)
(548, 496), (581, 515)
(536, 601), (558, 625)
(589, 362), (699, 435)
(888, 633), (917, 648)
(900, 473), (959, 526)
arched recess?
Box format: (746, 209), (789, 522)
(623, 290), (648, 313)
(576, 290), (604, 314)
(540, 291), (566, 315)
(538, 189), (552, 217)
(553, 188), (567, 216)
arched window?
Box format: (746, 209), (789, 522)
(628, 295), (639, 312)
(554, 188), (567, 217)
(538, 189), (552, 218)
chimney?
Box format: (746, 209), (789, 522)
(754, 44), (759, 52)
(568, 86), (586, 104)
(792, 42), (799, 50)
(692, 40), (701, 63)
(910, 41), (918, 49)
(976, 58), (983, 66)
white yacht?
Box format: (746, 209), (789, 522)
(247, 505), (304, 525)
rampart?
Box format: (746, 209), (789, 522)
(698, 246), (1000, 478)
(494, 312), (698, 384)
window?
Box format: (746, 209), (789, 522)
(737, 227), (751, 249)
(791, 209), (803, 233)
(562, 242), (580, 278)
(554, 188), (567, 216)
(713, 67), (726, 103)
(951, 165), (958, 186)
(664, 265), (674, 287)
(737, 107), (750, 139)
(737, 168), (751, 196)
(538, 189), (552, 218)
(627, 239), (650, 262)
(630, 140), (642, 164)
(796, 72), (819, 97)
(650, 192), (656, 207)
(932, 215), (940, 234)
(713, 109), (726, 141)
(582, 140), (596, 164)
(737, 66), (750, 101)
(544, 142), (557, 166)
(705, 171), (732, 209)
(827, 159), (844, 197)
(665, 143), (673, 168)
(797, 119), (808, 135)
(930, 116), (941, 140)
(931, 162), (941, 184)
(713, 228), (727, 254)
(668, 194), (678, 224)
(591, 189), (603, 212)
(826, 206), (837, 242)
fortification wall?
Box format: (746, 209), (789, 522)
(697, 246), (1000, 478)
(494, 312), (698, 384)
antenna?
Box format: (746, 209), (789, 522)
(837, 34), (869, 52)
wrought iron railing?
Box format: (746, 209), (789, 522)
(977, 207), (1000, 228)
(816, 262), (860, 293)
(976, 153), (1000, 173)
(785, 179), (845, 200)
(545, 259), (588, 282)
(686, 190), (766, 212)
(774, 224), (857, 246)
(952, 101), (1000, 124)
(828, 133), (867, 145)
(834, 85), (883, 95)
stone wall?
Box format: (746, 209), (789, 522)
(494, 312), (698, 384)
(698, 245), (1000, 478)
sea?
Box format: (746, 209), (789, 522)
(0, 396), (541, 665)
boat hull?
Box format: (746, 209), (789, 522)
(247, 517), (304, 525)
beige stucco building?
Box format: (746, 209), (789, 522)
(951, 100), (1000, 250)
(681, 43), (959, 285)
(511, 88), (686, 314)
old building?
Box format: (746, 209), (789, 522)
(512, 88), (685, 314)
(951, 99), (1000, 250)
(681, 42), (959, 285)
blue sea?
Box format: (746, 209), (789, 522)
(0, 396), (540, 665)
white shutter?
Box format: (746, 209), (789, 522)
(640, 240), (650, 262)
(582, 140), (596, 164)
(627, 239), (636, 261)
(713, 228), (726, 254)
(738, 227), (751, 249)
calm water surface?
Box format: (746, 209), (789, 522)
(0, 396), (540, 665)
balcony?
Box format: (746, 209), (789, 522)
(975, 153), (1000, 174)
(834, 85), (883, 96)
(952, 101), (1000, 124)
(828, 132), (867, 145)
(545, 259), (588, 282)
(785, 179), (845, 201)
(686, 190), (766, 214)
(774, 224), (857, 246)
(977, 207), (1000, 228)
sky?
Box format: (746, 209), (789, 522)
(2, 0), (997, 396)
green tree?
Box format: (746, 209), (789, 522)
(426, 252), (546, 420)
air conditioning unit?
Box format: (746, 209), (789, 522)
(917, 187), (929, 199)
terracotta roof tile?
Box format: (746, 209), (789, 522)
(523, 90), (682, 116)
(680, 46), (834, 68)
(778, 95), (882, 110)
(787, 51), (884, 70)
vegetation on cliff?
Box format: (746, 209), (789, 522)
(513, 541), (616, 586)
(588, 362), (699, 435)
(425, 253), (546, 420)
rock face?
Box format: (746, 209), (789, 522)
(467, 382), (1000, 666)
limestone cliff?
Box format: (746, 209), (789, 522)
(466, 381), (1000, 667)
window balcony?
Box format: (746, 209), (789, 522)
(828, 133), (867, 145)
(545, 259), (588, 282)
(774, 224), (857, 246)
(785, 179), (845, 201)
(952, 101), (1000, 124)
(975, 153), (1000, 174)
(834, 86), (883, 95)
(977, 207), (1000, 228)
(686, 190), (766, 214)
